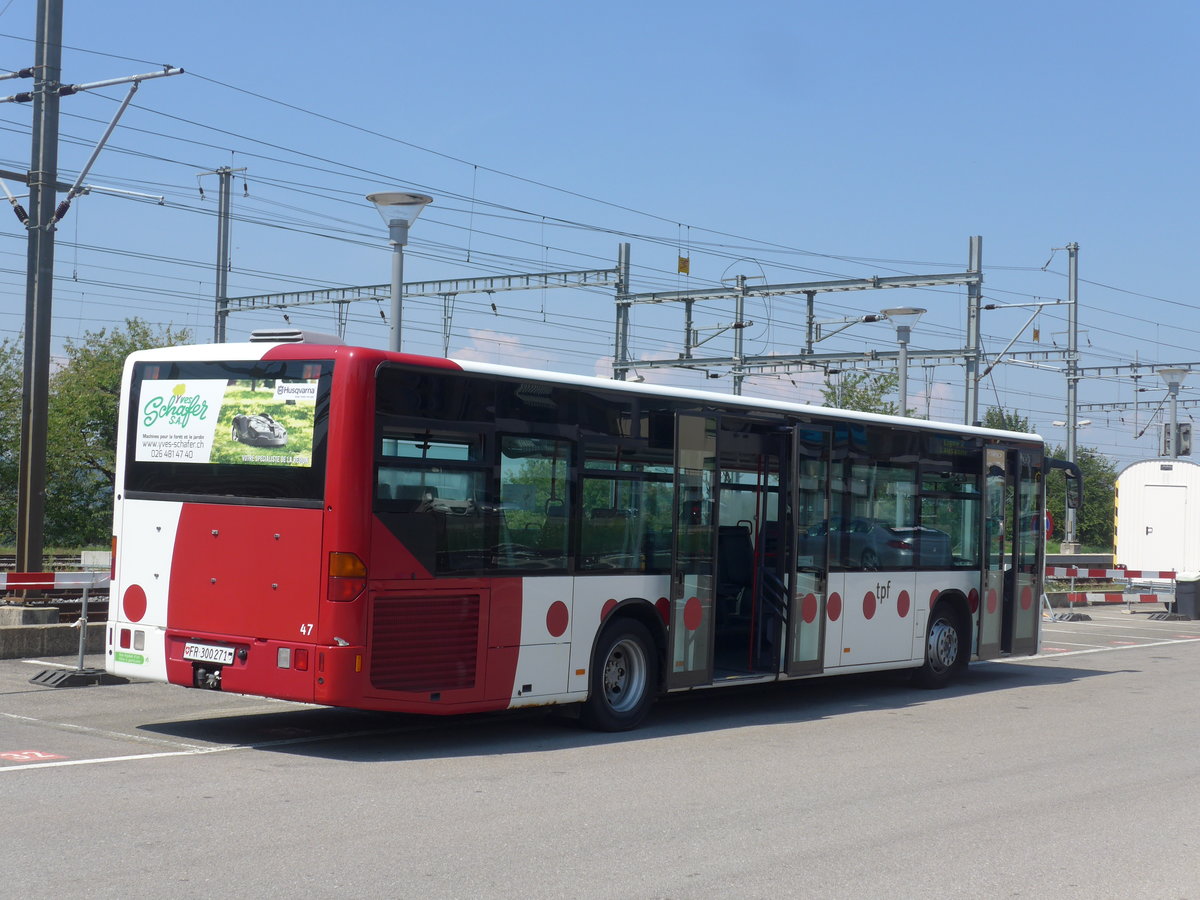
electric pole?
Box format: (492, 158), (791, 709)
(7, 0), (181, 575)
(200, 165), (246, 342)
(964, 235), (982, 425)
(16, 0), (63, 578)
(1063, 242), (1080, 552)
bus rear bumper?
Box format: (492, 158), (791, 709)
(161, 631), (318, 704)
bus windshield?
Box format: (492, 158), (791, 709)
(123, 358), (332, 504)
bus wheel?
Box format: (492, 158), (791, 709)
(914, 603), (965, 689)
(580, 619), (658, 731)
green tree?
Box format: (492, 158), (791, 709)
(982, 406), (1033, 433)
(821, 370), (901, 415)
(1047, 444), (1117, 551)
(0, 319), (190, 547)
(0, 338), (23, 543)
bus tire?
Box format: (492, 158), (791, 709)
(914, 602), (966, 689)
(580, 618), (658, 732)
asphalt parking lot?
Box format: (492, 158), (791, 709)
(3, 604), (1200, 898)
(3, 603), (1197, 772)
(1036, 602), (1200, 657)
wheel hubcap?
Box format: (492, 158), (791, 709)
(602, 638), (647, 713)
(927, 618), (959, 673)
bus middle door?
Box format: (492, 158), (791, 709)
(786, 425), (829, 676)
(668, 413), (718, 688)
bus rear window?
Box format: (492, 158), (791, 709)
(124, 359), (331, 504)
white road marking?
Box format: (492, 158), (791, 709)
(19, 659), (82, 670)
(1, 747), (230, 771)
(0, 721), (437, 774)
(1009, 636), (1200, 661)
(1, 712), (213, 751)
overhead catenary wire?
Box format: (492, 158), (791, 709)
(0, 34), (1189, 473)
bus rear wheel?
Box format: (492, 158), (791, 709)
(580, 619), (658, 731)
(914, 603), (966, 688)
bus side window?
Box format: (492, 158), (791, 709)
(500, 436), (573, 570)
(581, 440), (674, 573)
(375, 430), (493, 573)
(840, 461), (918, 570)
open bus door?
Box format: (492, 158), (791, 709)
(1007, 449), (1044, 654)
(668, 413), (718, 688)
(981, 447), (1043, 658)
(785, 425), (828, 676)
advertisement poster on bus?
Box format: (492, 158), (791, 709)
(136, 378), (318, 467)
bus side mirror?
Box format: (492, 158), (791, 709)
(1046, 458), (1083, 510)
(1065, 470), (1082, 510)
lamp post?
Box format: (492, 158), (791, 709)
(882, 307), (926, 416)
(367, 191), (433, 352)
(1158, 368), (1189, 458)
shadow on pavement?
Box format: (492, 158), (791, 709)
(136, 657), (1129, 762)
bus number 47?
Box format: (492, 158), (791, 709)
(299, 623), (313, 636)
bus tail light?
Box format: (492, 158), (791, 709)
(276, 648), (310, 671)
(110, 536), (117, 580)
(328, 551), (367, 602)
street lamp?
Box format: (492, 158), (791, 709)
(1158, 367), (1189, 458)
(882, 307), (926, 416)
(367, 191), (433, 352)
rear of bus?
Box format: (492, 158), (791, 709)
(106, 339), (357, 703)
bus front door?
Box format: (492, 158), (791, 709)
(668, 413), (718, 688)
(981, 447), (1042, 659)
(1005, 449), (1042, 654)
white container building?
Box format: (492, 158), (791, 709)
(1114, 458), (1200, 574)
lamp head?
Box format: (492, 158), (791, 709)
(881, 307), (927, 330)
(366, 191), (433, 235)
(1157, 367), (1189, 388)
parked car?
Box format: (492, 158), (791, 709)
(806, 517), (952, 569)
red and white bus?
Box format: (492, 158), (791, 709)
(106, 331), (1080, 730)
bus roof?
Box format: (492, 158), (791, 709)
(126, 340), (1045, 446)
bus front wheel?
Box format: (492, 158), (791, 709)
(580, 619), (658, 731)
(914, 603), (966, 688)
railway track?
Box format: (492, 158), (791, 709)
(0, 554), (96, 570)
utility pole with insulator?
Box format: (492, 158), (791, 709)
(16, 0), (63, 578)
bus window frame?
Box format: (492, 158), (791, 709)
(123, 358), (333, 507)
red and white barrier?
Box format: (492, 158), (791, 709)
(1045, 565), (1176, 608)
(1063, 592), (1170, 605)
(0, 571), (110, 590)
(1045, 567), (1176, 581)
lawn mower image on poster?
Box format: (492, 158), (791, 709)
(231, 412), (288, 447)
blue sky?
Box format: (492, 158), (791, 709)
(1, 0), (1197, 469)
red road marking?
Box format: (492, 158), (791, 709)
(1, 750), (66, 762)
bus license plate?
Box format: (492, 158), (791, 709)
(183, 642), (235, 666)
